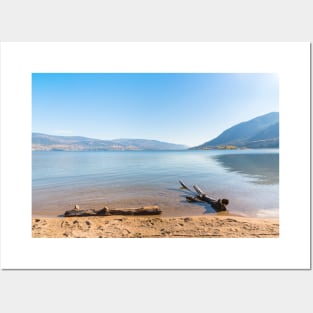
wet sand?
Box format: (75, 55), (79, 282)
(32, 214), (279, 238)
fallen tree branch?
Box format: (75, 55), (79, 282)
(180, 180), (229, 212)
(63, 205), (161, 217)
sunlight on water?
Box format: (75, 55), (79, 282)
(32, 150), (279, 218)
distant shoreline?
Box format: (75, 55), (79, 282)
(32, 147), (279, 152)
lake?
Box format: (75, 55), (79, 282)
(32, 149), (279, 218)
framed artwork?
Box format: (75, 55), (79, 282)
(0, 42), (310, 269)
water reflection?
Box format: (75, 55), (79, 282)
(213, 153), (279, 185)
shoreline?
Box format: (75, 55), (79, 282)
(32, 214), (279, 238)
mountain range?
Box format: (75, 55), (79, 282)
(191, 112), (279, 149)
(32, 133), (188, 151)
(33, 112), (279, 151)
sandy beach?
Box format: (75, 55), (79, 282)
(32, 214), (279, 238)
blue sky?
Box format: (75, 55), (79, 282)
(32, 73), (279, 146)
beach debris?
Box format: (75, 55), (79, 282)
(179, 180), (229, 212)
(64, 206), (110, 217)
(108, 206), (161, 216)
(63, 205), (162, 217)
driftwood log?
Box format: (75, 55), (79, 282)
(179, 180), (229, 212)
(64, 205), (161, 217)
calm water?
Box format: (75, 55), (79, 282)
(32, 150), (279, 218)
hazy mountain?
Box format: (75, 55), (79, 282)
(112, 138), (187, 150)
(191, 112), (279, 149)
(32, 133), (188, 151)
(246, 122), (279, 148)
